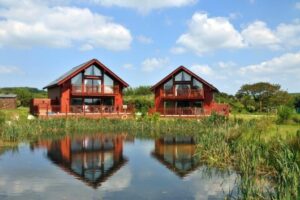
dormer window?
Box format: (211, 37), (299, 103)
(84, 65), (102, 76)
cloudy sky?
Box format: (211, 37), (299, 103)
(0, 0), (299, 94)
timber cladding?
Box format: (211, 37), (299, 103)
(0, 94), (17, 109)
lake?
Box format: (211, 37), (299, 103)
(0, 133), (238, 200)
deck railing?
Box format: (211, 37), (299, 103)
(156, 107), (204, 115)
(33, 103), (134, 116)
(161, 88), (204, 99)
(71, 85), (119, 96)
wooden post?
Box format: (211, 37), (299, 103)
(46, 104), (49, 118)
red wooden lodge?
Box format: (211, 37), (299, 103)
(31, 60), (229, 118)
(31, 59), (131, 117)
(151, 66), (229, 116)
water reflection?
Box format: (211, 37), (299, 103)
(152, 136), (200, 178)
(0, 135), (239, 199)
(33, 135), (128, 188)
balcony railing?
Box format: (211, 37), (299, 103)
(71, 85), (119, 96)
(160, 88), (204, 99)
(156, 107), (204, 115)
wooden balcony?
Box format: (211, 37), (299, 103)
(71, 85), (119, 96)
(160, 88), (204, 100)
(156, 107), (204, 115)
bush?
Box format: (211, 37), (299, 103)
(291, 115), (300, 124)
(0, 111), (5, 125)
(277, 106), (293, 124)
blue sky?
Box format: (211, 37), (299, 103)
(0, 0), (299, 94)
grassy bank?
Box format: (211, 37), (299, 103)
(0, 109), (299, 199)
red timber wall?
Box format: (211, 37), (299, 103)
(114, 83), (124, 111)
(60, 80), (71, 113)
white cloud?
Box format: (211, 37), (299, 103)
(241, 21), (280, 49)
(137, 35), (153, 44)
(141, 57), (169, 72)
(295, 2), (300, 10)
(170, 47), (186, 54)
(0, 0), (132, 50)
(190, 64), (214, 76)
(122, 63), (134, 69)
(79, 44), (94, 51)
(217, 61), (236, 69)
(276, 20), (300, 48)
(0, 66), (21, 74)
(175, 12), (245, 55)
(239, 52), (300, 76)
(88, 0), (196, 14)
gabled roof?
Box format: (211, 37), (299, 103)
(0, 94), (17, 98)
(150, 66), (219, 92)
(44, 59), (129, 89)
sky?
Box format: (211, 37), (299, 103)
(0, 0), (299, 94)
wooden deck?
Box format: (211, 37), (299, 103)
(160, 88), (204, 100)
(38, 112), (133, 119)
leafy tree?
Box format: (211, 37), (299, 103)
(123, 86), (154, 114)
(0, 87), (47, 107)
(215, 92), (245, 113)
(236, 82), (291, 112)
(291, 94), (300, 113)
(124, 86), (152, 96)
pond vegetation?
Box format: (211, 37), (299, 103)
(0, 108), (299, 199)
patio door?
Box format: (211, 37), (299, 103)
(175, 84), (190, 96)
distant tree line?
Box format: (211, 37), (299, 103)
(215, 82), (300, 113)
(0, 87), (47, 107)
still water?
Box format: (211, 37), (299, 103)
(0, 134), (238, 200)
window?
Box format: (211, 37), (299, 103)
(71, 73), (82, 86)
(71, 98), (83, 105)
(175, 84), (190, 96)
(103, 97), (114, 106)
(84, 98), (101, 105)
(164, 79), (173, 91)
(175, 71), (191, 81)
(193, 79), (203, 89)
(84, 79), (101, 92)
(84, 65), (102, 76)
(164, 101), (174, 108)
(104, 74), (114, 93)
(193, 101), (203, 108)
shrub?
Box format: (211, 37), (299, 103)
(277, 106), (293, 124)
(0, 111), (5, 125)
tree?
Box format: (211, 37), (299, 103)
(123, 86), (152, 96)
(292, 94), (300, 113)
(0, 87), (47, 107)
(236, 82), (291, 112)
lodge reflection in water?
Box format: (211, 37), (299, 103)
(33, 135), (128, 188)
(152, 136), (200, 178)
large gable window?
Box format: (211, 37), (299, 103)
(175, 71), (191, 81)
(164, 79), (173, 91)
(104, 73), (114, 93)
(71, 73), (82, 92)
(193, 79), (203, 89)
(84, 65), (102, 76)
